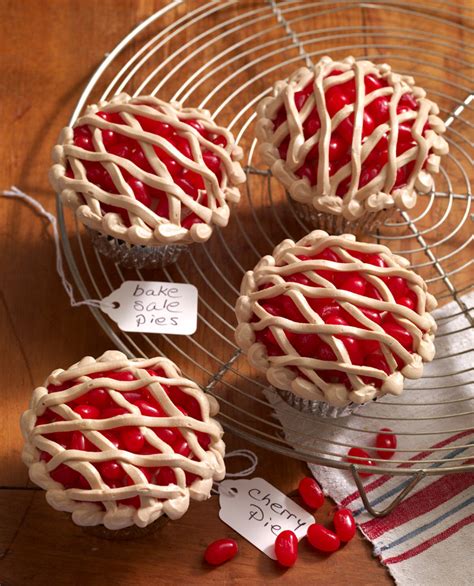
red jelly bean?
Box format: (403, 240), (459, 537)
(50, 464), (79, 488)
(70, 431), (96, 452)
(84, 388), (109, 408)
(204, 538), (238, 566)
(341, 275), (366, 295)
(364, 74), (383, 93)
(120, 427), (145, 452)
(365, 352), (390, 375)
(315, 248), (340, 263)
(359, 166), (379, 188)
(359, 308), (382, 325)
(333, 509), (356, 542)
(196, 431), (211, 450)
(102, 406), (129, 419)
(384, 322), (413, 351)
(102, 129), (118, 148)
(121, 390), (145, 404)
(307, 524), (340, 553)
(398, 294), (417, 311)
(296, 163), (317, 185)
(101, 430), (120, 449)
(341, 337), (364, 365)
(328, 136), (347, 161)
(157, 466), (176, 485)
(70, 431), (86, 450)
(107, 143), (130, 159)
(211, 134), (227, 148)
(364, 254), (386, 268)
(99, 461), (125, 481)
(320, 303), (343, 319)
(73, 404), (100, 419)
(387, 276), (408, 297)
(134, 400), (164, 417)
(368, 96), (390, 124)
(274, 530), (298, 567)
(174, 438), (191, 457)
(347, 447), (375, 477)
(136, 116), (173, 137)
(173, 135), (193, 158)
(298, 477), (325, 509)
(127, 178), (151, 207)
(325, 315), (348, 327)
(100, 371), (136, 382)
(292, 333), (321, 358)
(280, 296), (305, 322)
(73, 126), (93, 151)
(376, 428), (397, 460)
(155, 427), (178, 445)
(325, 86), (349, 116)
(202, 151), (220, 174)
(315, 343), (337, 361)
(303, 109), (321, 138)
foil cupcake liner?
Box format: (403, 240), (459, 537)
(87, 229), (188, 269)
(277, 389), (363, 418)
(287, 195), (396, 235)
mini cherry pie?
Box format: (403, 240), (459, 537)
(50, 94), (246, 246)
(256, 56), (449, 223)
(21, 351), (225, 530)
(235, 231), (437, 410)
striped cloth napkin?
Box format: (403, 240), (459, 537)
(265, 293), (473, 585)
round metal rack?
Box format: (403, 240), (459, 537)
(57, 1), (473, 515)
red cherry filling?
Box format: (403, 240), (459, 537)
(68, 111), (229, 226)
(275, 74), (430, 196)
(39, 369), (211, 507)
(255, 249), (417, 388)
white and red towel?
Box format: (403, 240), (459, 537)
(265, 293), (473, 585)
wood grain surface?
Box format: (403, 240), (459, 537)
(0, 1), (472, 585)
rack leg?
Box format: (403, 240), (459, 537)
(350, 466), (426, 517)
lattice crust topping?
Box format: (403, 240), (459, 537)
(256, 56), (449, 220)
(50, 94), (246, 246)
(235, 231), (437, 407)
(21, 351), (225, 530)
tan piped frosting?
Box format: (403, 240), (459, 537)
(21, 351), (225, 530)
(256, 56), (449, 220)
(50, 93), (246, 246)
(235, 231), (437, 407)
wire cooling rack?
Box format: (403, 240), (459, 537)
(57, 1), (473, 515)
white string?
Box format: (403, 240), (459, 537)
(1, 186), (111, 309)
(211, 449), (259, 495)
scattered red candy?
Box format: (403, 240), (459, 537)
(204, 538), (239, 566)
(375, 428), (397, 460)
(333, 509), (356, 542)
(274, 530), (298, 567)
(298, 477), (325, 509)
(346, 447), (375, 477)
(307, 524), (340, 553)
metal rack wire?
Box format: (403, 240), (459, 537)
(57, 1), (473, 515)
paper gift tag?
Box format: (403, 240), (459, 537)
(100, 281), (198, 335)
(219, 478), (315, 559)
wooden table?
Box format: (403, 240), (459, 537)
(1, 1), (471, 584)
